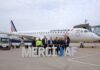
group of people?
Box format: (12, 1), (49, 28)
(31, 35), (70, 55)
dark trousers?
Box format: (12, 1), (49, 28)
(43, 44), (47, 48)
(64, 44), (69, 50)
(48, 45), (53, 54)
(54, 45), (59, 55)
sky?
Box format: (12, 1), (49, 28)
(0, 0), (100, 32)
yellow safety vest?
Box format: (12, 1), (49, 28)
(36, 40), (42, 47)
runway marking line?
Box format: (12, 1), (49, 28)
(71, 53), (100, 60)
(69, 53), (100, 67)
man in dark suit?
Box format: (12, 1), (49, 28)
(48, 37), (54, 54)
(42, 36), (48, 48)
(59, 37), (65, 49)
(48, 37), (53, 47)
(64, 36), (70, 50)
(66, 36), (70, 47)
(32, 37), (36, 47)
(53, 37), (59, 55)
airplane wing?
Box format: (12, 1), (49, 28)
(0, 32), (35, 40)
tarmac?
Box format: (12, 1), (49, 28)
(0, 45), (100, 70)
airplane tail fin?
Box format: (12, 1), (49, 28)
(11, 20), (17, 32)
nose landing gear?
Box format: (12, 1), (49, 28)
(80, 42), (84, 48)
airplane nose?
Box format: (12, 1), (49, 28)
(98, 36), (100, 40)
(92, 33), (100, 41)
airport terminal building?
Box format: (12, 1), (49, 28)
(91, 25), (100, 36)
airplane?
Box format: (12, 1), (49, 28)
(0, 20), (100, 43)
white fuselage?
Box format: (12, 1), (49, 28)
(13, 28), (100, 42)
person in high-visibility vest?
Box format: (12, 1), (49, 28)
(36, 38), (43, 47)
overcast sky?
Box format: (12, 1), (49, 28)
(0, 0), (100, 32)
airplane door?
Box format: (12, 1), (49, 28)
(76, 31), (80, 37)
